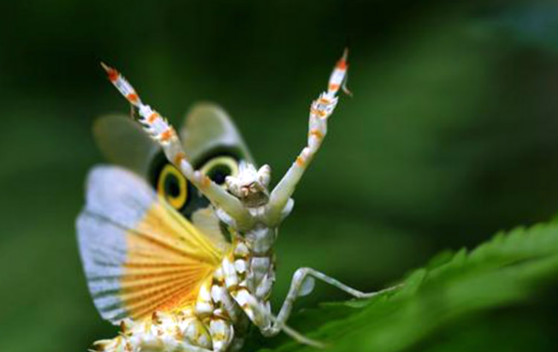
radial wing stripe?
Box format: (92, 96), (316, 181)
(76, 166), (224, 324)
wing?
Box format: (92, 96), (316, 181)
(180, 102), (255, 166)
(93, 114), (161, 178)
(89, 103), (253, 253)
(76, 166), (224, 324)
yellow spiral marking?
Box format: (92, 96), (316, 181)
(157, 164), (188, 209)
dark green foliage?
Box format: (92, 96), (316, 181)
(0, 1), (556, 351)
(252, 221), (558, 352)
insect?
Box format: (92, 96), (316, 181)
(77, 50), (396, 352)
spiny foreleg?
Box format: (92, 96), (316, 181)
(100, 63), (253, 229)
(267, 49), (350, 224)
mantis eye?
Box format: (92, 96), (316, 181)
(157, 164), (188, 209)
(200, 156), (239, 186)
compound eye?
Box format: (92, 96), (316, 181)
(157, 164), (188, 209)
(200, 156), (239, 186)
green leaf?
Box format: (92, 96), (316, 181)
(255, 221), (558, 352)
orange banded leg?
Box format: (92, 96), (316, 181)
(267, 50), (350, 225)
(100, 63), (254, 229)
(227, 284), (325, 349)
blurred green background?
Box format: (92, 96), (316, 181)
(0, 1), (556, 351)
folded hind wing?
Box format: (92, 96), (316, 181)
(76, 166), (225, 324)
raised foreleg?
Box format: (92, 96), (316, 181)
(267, 50), (350, 225)
(100, 63), (254, 230)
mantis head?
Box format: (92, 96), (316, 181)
(225, 162), (271, 207)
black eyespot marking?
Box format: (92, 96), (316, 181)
(164, 173), (181, 197)
(200, 156), (239, 187)
(207, 165), (232, 185)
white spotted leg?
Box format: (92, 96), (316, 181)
(228, 266), (399, 348)
(262, 267), (402, 339)
(140, 339), (215, 352)
(267, 49), (350, 225)
(229, 289), (327, 349)
(100, 63), (255, 230)
(93, 335), (219, 352)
